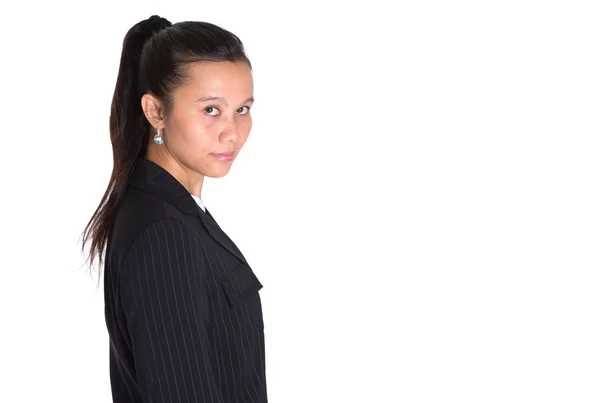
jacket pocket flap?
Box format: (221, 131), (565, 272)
(220, 264), (263, 308)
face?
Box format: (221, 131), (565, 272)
(161, 61), (254, 178)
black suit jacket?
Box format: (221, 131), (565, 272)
(104, 157), (267, 403)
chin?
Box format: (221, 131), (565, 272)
(204, 168), (232, 179)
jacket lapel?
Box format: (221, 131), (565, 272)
(129, 157), (248, 265)
(196, 207), (248, 265)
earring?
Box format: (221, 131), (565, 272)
(154, 129), (164, 145)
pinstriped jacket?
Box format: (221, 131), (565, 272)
(104, 157), (267, 403)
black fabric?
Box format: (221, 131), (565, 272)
(104, 157), (267, 402)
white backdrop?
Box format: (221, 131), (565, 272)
(1, 0), (598, 402)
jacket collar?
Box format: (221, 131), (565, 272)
(128, 157), (248, 265)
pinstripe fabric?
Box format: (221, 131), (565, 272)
(104, 158), (267, 403)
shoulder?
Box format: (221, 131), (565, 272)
(113, 217), (207, 285)
(116, 217), (210, 300)
(106, 188), (196, 273)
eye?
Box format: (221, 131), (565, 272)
(205, 106), (219, 116)
(237, 106), (251, 115)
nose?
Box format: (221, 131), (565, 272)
(220, 116), (241, 143)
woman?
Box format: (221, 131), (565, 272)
(81, 15), (267, 403)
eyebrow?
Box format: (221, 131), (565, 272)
(195, 96), (255, 106)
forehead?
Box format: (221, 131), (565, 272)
(177, 61), (253, 100)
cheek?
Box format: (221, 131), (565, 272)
(183, 131), (210, 151)
(180, 119), (211, 145)
(240, 118), (252, 138)
(166, 113), (193, 143)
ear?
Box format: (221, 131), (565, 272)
(141, 93), (165, 130)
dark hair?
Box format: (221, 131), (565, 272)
(80, 15), (251, 278)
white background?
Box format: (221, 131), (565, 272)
(1, 0), (598, 402)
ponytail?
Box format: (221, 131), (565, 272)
(80, 15), (172, 277)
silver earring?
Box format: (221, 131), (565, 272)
(154, 129), (164, 145)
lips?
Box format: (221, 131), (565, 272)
(211, 152), (235, 162)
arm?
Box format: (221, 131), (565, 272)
(119, 218), (222, 403)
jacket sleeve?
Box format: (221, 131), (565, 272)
(119, 217), (222, 403)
